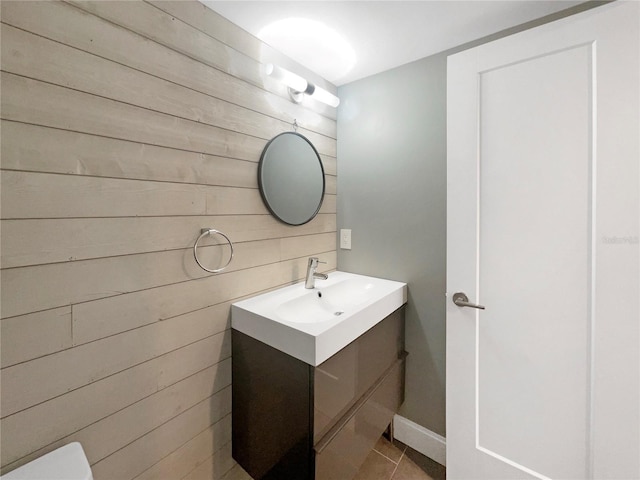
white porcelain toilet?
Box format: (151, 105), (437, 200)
(1, 443), (92, 480)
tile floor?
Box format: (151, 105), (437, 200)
(353, 436), (446, 480)
(220, 463), (252, 480)
(223, 435), (446, 480)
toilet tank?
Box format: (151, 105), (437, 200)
(1, 443), (92, 480)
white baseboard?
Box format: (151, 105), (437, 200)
(393, 414), (447, 466)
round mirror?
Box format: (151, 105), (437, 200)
(258, 132), (325, 225)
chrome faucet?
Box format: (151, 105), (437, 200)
(305, 257), (328, 289)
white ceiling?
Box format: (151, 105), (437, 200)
(201, 1), (584, 86)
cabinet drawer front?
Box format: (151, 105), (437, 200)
(314, 308), (404, 442)
(315, 358), (404, 480)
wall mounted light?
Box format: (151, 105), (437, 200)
(265, 63), (340, 108)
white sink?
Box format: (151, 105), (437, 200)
(231, 271), (407, 366)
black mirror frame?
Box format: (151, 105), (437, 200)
(258, 132), (326, 226)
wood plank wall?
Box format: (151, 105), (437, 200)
(0, 1), (337, 478)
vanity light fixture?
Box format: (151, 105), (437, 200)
(265, 63), (340, 108)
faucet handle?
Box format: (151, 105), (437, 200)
(308, 257), (326, 267)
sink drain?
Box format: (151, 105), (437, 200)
(334, 311), (344, 316)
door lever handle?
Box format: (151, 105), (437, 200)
(453, 292), (485, 310)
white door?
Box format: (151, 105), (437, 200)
(446, 3), (639, 479)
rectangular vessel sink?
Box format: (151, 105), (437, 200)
(231, 271), (407, 366)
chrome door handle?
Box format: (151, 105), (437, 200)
(453, 292), (485, 310)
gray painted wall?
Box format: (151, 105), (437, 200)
(336, 1), (604, 438)
(337, 53), (448, 435)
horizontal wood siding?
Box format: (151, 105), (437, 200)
(0, 1), (337, 478)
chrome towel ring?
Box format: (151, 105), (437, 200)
(193, 228), (234, 273)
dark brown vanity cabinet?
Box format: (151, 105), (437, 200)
(232, 307), (406, 480)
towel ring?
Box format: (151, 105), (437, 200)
(193, 228), (234, 273)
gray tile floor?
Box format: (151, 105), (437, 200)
(223, 435), (446, 480)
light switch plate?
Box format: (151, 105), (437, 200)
(340, 229), (352, 250)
